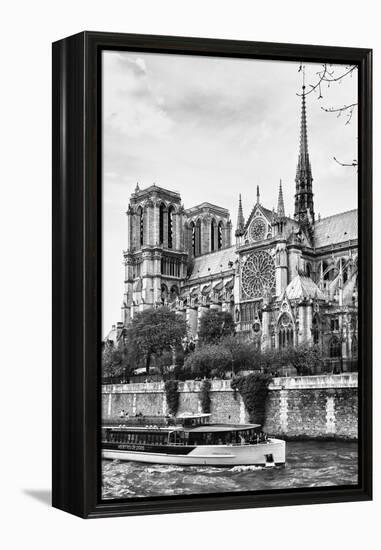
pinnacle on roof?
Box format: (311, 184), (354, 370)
(277, 179), (285, 218)
(256, 185), (260, 205)
(235, 194), (245, 237)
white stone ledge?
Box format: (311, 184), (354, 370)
(102, 379), (233, 394)
(268, 373), (358, 390)
(102, 373), (358, 394)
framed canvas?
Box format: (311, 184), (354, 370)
(52, 31), (372, 518)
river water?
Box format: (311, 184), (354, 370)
(102, 441), (358, 499)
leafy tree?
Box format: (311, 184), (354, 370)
(183, 344), (231, 379)
(101, 341), (136, 382)
(254, 348), (285, 374)
(198, 310), (235, 345)
(128, 307), (187, 373)
(219, 336), (256, 374)
(283, 343), (324, 376)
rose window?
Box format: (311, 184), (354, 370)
(249, 218), (266, 241)
(241, 251), (275, 299)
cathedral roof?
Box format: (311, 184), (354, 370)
(314, 209), (357, 248)
(185, 202), (230, 217)
(132, 183), (181, 202)
(188, 246), (237, 280)
(285, 274), (325, 301)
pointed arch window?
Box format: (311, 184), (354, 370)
(195, 219), (202, 256)
(218, 221), (223, 249)
(170, 285), (179, 302)
(278, 313), (294, 349)
(137, 206), (144, 247)
(351, 336), (358, 359)
(211, 218), (217, 252)
(190, 221), (196, 256)
(159, 203), (166, 245)
(168, 205), (175, 249)
(161, 283), (168, 304)
(312, 314), (320, 344)
(329, 337), (341, 358)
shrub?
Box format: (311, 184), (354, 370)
(231, 372), (273, 425)
(198, 310), (235, 345)
(283, 344), (324, 376)
(183, 344), (231, 379)
(164, 380), (179, 416)
(200, 379), (212, 413)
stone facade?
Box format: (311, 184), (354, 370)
(102, 374), (358, 440)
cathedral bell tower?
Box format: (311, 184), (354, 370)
(294, 86), (315, 241)
(122, 184), (188, 324)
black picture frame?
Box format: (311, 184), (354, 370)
(52, 31), (372, 519)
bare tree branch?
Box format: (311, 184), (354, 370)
(333, 157), (358, 168)
(321, 103), (357, 125)
(298, 63), (358, 168)
(297, 63), (357, 100)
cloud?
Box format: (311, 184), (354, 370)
(102, 51), (358, 332)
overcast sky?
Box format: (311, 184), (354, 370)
(102, 50), (358, 335)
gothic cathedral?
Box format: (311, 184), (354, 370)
(108, 90), (358, 370)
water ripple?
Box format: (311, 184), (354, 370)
(102, 441), (358, 500)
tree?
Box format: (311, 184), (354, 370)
(102, 341), (136, 382)
(283, 343), (324, 376)
(128, 307), (187, 373)
(183, 344), (231, 379)
(198, 310), (235, 345)
(220, 336), (258, 374)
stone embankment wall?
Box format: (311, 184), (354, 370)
(263, 374), (358, 440)
(102, 374), (358, 440)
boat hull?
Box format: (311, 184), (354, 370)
(102, 438), (286, 466)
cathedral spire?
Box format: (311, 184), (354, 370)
(235, 194), (245, 237)
(294, 86), (315, 228)
(277, 179), (285, 218)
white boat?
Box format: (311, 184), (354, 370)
(102, 413), (286, 467)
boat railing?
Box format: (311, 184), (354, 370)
(104, 415), (177, 427)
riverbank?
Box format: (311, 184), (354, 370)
(102, 373), (358, 440)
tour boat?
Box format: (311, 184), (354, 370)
(102, 413), (286, 466)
